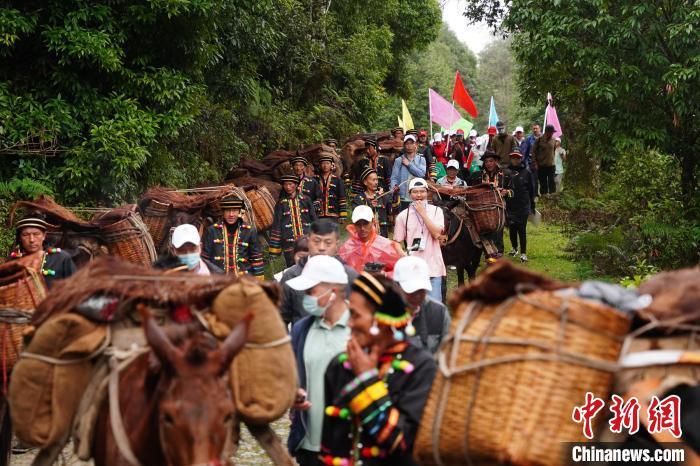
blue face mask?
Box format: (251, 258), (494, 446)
(302, 290), (335, 317)
(177, 253), (200, 270)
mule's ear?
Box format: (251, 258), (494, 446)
(216, 312), (253, 376)
(139, 303), (183, 374)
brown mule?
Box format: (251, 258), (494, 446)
(92, 305), (251, 466)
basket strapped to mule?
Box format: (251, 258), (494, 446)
(0, 259), (48, 382)
(211, 280), (297, 424)
(414, 265), (631, 466)
(99, 211), (158, 266)
(141, 199), (171, 250)
(243, 185), (275, 232)
(462, 183), (506, 234)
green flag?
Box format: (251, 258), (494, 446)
(441, 118), (474, 134)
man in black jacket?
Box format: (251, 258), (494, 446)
(279, 219), (357, 325)
(154, 223), (222, 274)
(505, 149), (535, 262)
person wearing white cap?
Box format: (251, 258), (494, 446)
(393, 256), (451, 354)
(390, 133), (427, 212)
(554, 136), (567, 192)
(513, 125), (527, 158)
(338, 205), (404, 276)
(437, 159), (466, 191)
(155, 223), (222, 275)
(393, 178), (446, 302)
(287, 255), (350, 464)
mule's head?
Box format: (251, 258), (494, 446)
(140, 305), (251, 466)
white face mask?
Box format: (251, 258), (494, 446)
(302, 289), (336, 317)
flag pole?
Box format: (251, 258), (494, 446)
(428, 89), (433, 142)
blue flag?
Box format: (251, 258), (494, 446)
(488, 96), (499, 127)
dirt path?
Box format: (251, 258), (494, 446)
(10, 418), (290, 465)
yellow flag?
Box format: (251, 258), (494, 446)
(401, 99), (414, 131)
(397, 116), (403, 128)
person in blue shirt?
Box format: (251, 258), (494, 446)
(390, 134), (427, 213)
(522, 123), (541, 195)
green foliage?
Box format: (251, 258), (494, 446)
(619, 258), (660, 289)
(460, 0), (700, 205)
(564, 149), (700, 274)
(1, 0), (442, 207)
(373, 25), (477, 131)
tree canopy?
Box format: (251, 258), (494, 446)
(373, 25), (478, 132)
(460, 0), (700, 204)
(0, 0), (441, 204)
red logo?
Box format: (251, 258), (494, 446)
(572, 392), (606, 439)
(647, 395), (682, 439)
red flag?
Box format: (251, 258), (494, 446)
(452, 71), (478, 118)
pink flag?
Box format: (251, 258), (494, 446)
(544, 92), (563, 138)
(429, 88), (461, 129)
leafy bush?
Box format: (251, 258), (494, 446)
(563, 149), (699, 276)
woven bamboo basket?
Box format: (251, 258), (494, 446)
(244, 186), (275, 232)
(0, 263), (47, 375)
(414, 291), (630, 466)
(100, 212), (157, 266)
(615, 319), (700, 393)
(462, 183), (505, 234)
(141, 199), (171, 250)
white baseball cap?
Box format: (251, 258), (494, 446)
(408, 178), (428, 191)
(433, 132), (443, 142)
(393, 256), (432, 293)
(469, 129), (478, 138)
(403, 134), (417, 143)
(446, 159), (460, 170)
(351, 205), (374, 224)
(171, 224), (200, 248)
(286, 255), (348, 291)
(515, 126), (524, 133)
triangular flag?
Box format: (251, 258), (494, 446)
(452, 71), (478, 118)
(543, 92), (562, 138)
(488, 97), (499, 127)
(450, 118), (474, 134)
(398, 116), (403, 129)
(401, 99), (414, 131)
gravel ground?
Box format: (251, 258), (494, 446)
(10, 418), (291, 465)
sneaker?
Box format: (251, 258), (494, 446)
(520, 254), (528, 263)
(508, 249), (518, 257)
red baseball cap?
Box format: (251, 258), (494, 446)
(456, 129), (465, 135)
(418, 129), (427, 137)
(487, 126), (497, 135)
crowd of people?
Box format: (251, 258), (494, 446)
(7, 120), (566, 465)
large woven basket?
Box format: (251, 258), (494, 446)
(100, 212), (157, 266)
(0, 263), (47, 376)
(415, 291), (630, 466)
(244, 186), (275, 232)
(462, 183), (505, 234)
(141, 199), (171, 250)
(615, 319), (700, 393)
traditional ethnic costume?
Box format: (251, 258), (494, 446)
(351, 167), (392, 237)
(468, 151), (513, 256)
(9, 215), (77, 289)
(317, 155), (348, 221)
(291, 154), (322, 214)
(270, 174), (318, 266)
(351, 140), (392, 195)
(505, 150), (535, 260)
(320, 273), (436, 466)
(202, 195), (264, 278)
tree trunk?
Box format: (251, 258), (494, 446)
(561, 106), (599, 197)
(678, 148), (698, 210)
